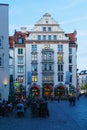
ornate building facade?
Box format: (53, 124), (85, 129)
(9, 13), (77, 98)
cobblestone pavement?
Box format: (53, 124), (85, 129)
(0, 95), (87, 130)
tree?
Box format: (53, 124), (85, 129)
(8, 75), (15, 105)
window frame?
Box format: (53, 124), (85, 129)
(0, 36), (3, 48)
(58, 44), (63, 52)
(18, 48), (23, 54)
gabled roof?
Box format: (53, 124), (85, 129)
(65, 30), (77, 44)
(9, 30), (30, 48)
(9, 36), (14, 48)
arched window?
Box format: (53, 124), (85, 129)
(18, 35), (23, 44)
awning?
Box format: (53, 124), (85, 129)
(57, 86), (66, 90)
(31, 86), (40, 90)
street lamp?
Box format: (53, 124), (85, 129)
(3, 80), (7, 87)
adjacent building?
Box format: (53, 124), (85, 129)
(78, 70), (87, 87)
(9, 13), (77, 98)
(0, 4), (9, 100)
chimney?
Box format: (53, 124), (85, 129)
(20, 27), (27, 32)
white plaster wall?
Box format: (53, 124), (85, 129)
(0, 4), (9, 100)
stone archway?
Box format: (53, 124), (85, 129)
(43, 85), (53, 98)
(30, 85), (40, 97)
(55, 84), (66, 97)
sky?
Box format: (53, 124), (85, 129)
(1, 0), (87, 72)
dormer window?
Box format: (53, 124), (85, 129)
(18, 35), (23, 44)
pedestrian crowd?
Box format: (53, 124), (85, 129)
(0, 92), (81, 118)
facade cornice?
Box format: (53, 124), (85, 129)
(26, 40), (69, 44)
(29, 31), (64, 33)
(14, 44), (25, 47)
(35, 24), (59, 26)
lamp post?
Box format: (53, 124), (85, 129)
(9, 75), (15, 105)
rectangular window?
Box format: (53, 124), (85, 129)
(18, 76), (23, 83)
(43, 35), (46, 40)
(43, 75), (53, 81)
(69, 65), (72, 72)
(31, 64), (37, 71)
(48, 35), (51, 40)
(32, 75), (38, 82)
(70, 75), (72, 82)
(42, 54), (47, 60)
(18, 56), (23, 64)
(31, 54), (37, 61)
(0, 54), (3, 67)
(49, 64), (52, 71)
(32, 44), (37, 52)
(58, 54), (63, 62)
(48, 27), (51, 31)
(69, 56), (72, 63)
(43, 27), (46, 32)
(18, 66), (24, 73)
(49, 52), (53, 60)
(58, 64), (63, 71)
(53, 35), (57, 40)
(0, 56), (2, 66)
(43, 64), (47, 71)
(18, 48), (23, 54)
(37, 35), (41, 40)
(58, 44), (63, 52)
(0, 36), (3, 48)
(58, 74), (63, 82)
(18, 35), (22, 44)
(69, 48), (72, 54)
